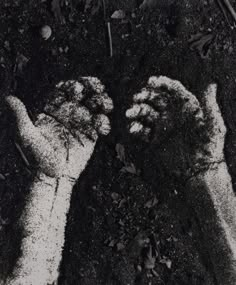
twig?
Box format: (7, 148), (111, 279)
(216, 0), (236, 27)
(14, 141), (30, 167)
(223, 0), (236, 22)
(216, 0), (233, 27)
(107, 22), (113, 57)
(102, 0), (113, 57)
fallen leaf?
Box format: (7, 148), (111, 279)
(144, 246), (156, 269)
(14, 54), (29, 75)
(118, 198), (126, 208)
(160, 257), (172, 269)
(0, 174), (5, 181)
(121, 163), (137, 175)
(116, 143), (126, 163)
(144, 196), (158, 208)
(188, 32), (214, 58)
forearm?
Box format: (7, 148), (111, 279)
(186, 161), (236, 285)
(6, 174), (75, 285)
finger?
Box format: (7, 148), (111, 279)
(93, 114), (111, 136)
(56, 80), (85, 102)
(71, 106), (92, 126)
(128, 121), (151, 141)
(80, 77), (105, 93)
(86, 93), (114, 114)
(203, 83), (227, 139)
(147, 76), (195, 102)
(73, 126), (98, 142)
(5, 96), (60, 177)
(44, 101), (74, 125)
(133, 89), (150, 103)
(126, 103), (160, 123)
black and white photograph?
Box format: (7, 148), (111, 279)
(0, 0), (236, 284)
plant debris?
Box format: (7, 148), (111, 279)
(0, 173), (5, 181)
(14, 54), (29, 76)
(159, 256), (172, 269)
(144, 245), (157, 269)
(144, 196), (159, 209)
(216, 0), (236, 27)
(115, 143), (138, 175)
(51, 0), (66, 24)
(188, 32), (214, 58)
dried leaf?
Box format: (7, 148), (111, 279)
(160, 257), (172, 269)
(118, 198), (126, 208)
(111, 10), (126, 19)
(14, 54), (29, 75)
(144, 246), (156, 269)
(121, 163), (137, 175)
(0, 174), (5, 181)
(116, 143), (126, 163)
(188, 32), (214, 59)
(144, 196), (158, 208)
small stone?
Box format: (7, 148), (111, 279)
(40, 25), (52, 40)
(111, 10), (126, 19)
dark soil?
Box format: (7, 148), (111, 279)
(1, 0), (236, 284)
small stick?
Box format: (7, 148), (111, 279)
(15, 141), (30, 167)
(102, 0), (113, 57)
(223, 0), (236, 22)
(216, 0), (233, 27)
(107, 22), (113, 57)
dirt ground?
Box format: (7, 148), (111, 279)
(1, 0), (236, 284)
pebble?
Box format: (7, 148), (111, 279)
(40, 25), (52, 40)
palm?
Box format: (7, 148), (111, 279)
(126, 76), (226, 179)
(6, 77), (113, 180)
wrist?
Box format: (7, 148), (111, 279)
(33, 171), (76, 188)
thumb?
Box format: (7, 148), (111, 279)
(203, 84), (227, 160)
(203, 84), (227, 138)
(5, 96), (37, 145)
(5, 96), (61, 177)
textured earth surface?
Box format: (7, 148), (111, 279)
(1, 0), (236, 284)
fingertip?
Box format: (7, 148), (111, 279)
(129, 121), (143, 134)
(133, 89), (150, 103)
(94, 114), (111, 136)
(125, 105), (141, 119)
(148, 76), (170, 89)
(80, 77), (105, 93)
(129, 121), (151, 141)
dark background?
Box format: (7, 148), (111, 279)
(0, 0), (236, 284)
